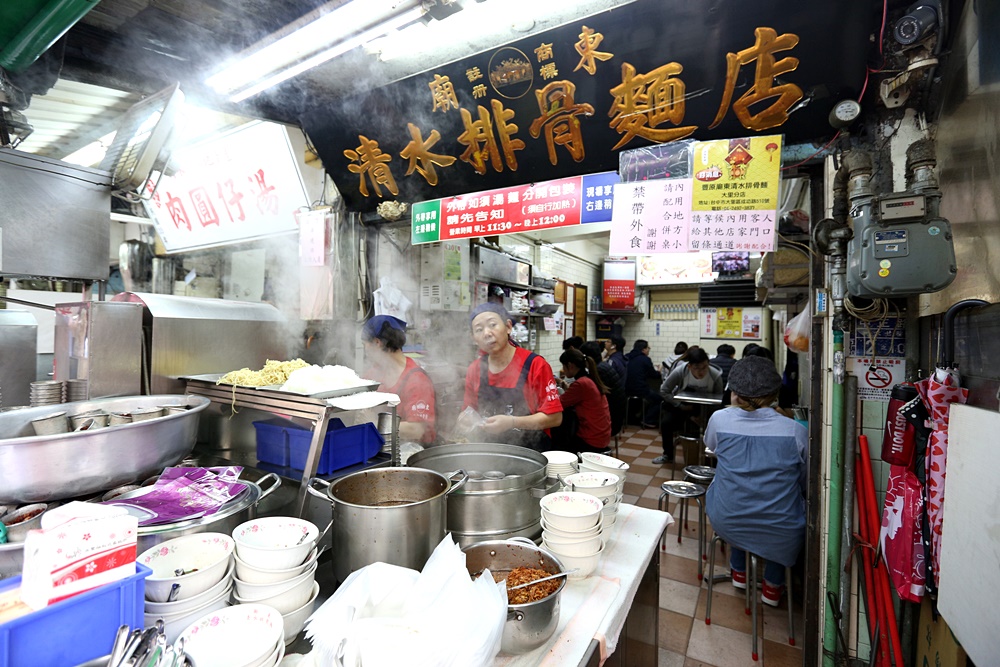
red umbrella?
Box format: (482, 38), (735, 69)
(914, 367), (968, 589)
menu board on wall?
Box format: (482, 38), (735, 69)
(701, 307), (762, 340)
(602, 259), (636, 311)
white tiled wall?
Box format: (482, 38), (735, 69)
(533, 244), (602, 371)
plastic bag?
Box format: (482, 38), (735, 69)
(453, 406), (486, 441)
(783, 310), (810, 353)
(880, 466), (926, 603)
(306, 534), (505, 667)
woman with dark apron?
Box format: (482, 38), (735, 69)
(462, 303), (562, 450)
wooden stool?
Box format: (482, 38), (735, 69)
(705, 534), (795, 661)
(658, 481), (707, 580)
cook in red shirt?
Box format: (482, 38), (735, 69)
(551, 348), (612, 454)
(362, 315), (436, 444)
(462, 303), (562, 450)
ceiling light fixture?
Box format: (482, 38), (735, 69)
(207, 0), (426, 103)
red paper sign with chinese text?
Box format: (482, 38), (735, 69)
(602, 259), (637, 310)
(440, 176), (582, 241)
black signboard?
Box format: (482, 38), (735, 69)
(301, 0), (872, 211)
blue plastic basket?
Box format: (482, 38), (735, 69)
(254, 418), (384, 474)
(0, 562), (151, 667)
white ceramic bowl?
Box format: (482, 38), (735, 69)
(540, 492), (603, 531)
(579, 452), (629, 472)
(146, 591), (230, 644)
(177, 603), (284, 667)
(146, 583), (233, 623)
(540, 513), (603, 539)
(0, 504), (47, 543)
(139, 533), (235, 602)
(234, 547), (318, 584)
(542, 532), (602, 556)
(144, 559), (235, 615)
(234, 561), (318, 602)
(281, 581), (320, 645)
(234, 565), (316, 614)
(547, 540), (604, 578)
(578, 464), (627, 491)
(233, 517), (318, 570)
(563, 472), (620, 497)
(542, 451), (578, 465)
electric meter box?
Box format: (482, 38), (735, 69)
(846, 193), (957, 298)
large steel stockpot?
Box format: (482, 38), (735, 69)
(462, 538), (566, 655)
(406, 443), (558, 546)
(0, 394), (210, 504)
(115, 473), (281, 553)
(307, 467), (468, 583)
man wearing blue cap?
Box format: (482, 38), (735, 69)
(362, 315), (436, 444)
(703, 355), (806, 607)
(462, 303), (562, 450)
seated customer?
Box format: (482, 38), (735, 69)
(581, 340), (626, 438)
(624, 339), (663, 428)
(654, 347), (723, 464)
(550, 348), (611, 454)
(704, 356), (807, 607)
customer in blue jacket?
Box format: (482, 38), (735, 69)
(623, 339), (662, 428)
(704, 355), (807, 607)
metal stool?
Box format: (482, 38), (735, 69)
(671, 435), (702, 478)
(683, 465), (715, 485)
(625, 395), (649, 428)
(657, 481), (707, 580)
(705, 534), (795, 661)
(612, 431), (620, 457)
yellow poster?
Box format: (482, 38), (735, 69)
(691, 135), (782, 212)
(717, 307), (743, 338)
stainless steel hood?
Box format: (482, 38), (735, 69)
(0, 147), (110, 280)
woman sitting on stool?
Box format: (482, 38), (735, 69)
(704, 356), (807, 607)
(550, 348), (612, 455)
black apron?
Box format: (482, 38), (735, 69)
(477, 352), (551, 451)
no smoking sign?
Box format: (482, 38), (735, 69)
(849, 357), (906, 402)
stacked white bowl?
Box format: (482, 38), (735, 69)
(542, 450), (578, 479)
(539, 491), (605, 578)
(577, 452), (628, 526)
(232, 517), (321, 645)
(138, 533), (236, 642)
(562, 470), (623, 526)
(177, 603), (286, 667)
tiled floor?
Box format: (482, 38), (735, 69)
(613, 425), (805, 667)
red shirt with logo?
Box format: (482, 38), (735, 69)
(463, 346), (562, 416)
(559, 375), (612, 449)
(376, 357), (436, 443)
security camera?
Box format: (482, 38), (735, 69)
(893, 2), (939, 45)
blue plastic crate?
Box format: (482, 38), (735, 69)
(0, 562), (151, 667)
(254, 418), (384, 475)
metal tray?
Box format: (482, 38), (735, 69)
(0, 395), (210, 504)
(181, 373), (380, 399)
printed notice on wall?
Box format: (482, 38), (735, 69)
(701, 307), (763, 340)
(689, 135), (782, 252)
(609, 179), (692, 254)
(848, 357), (907, 402)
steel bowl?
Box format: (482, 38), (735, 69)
(0, 395), (210, 504)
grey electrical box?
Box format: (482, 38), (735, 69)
(847, 195), (956, 298)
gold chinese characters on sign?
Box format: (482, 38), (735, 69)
(343, 25), (803, 200)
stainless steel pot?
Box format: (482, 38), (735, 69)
(462, 537), (566, 655)
(307, 467), (468, 583)
(406, 444), (557, 546)
(115, 473), (281, 553)
(0, 395), (210, 504)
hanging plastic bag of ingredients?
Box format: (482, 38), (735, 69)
(783, 310), (811, 353)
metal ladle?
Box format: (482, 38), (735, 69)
(507, 569), (578, 591)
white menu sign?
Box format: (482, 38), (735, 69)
(144, 121), (309, 253)
(609, 179), (692, 254)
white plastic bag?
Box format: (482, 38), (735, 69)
(783, 310), (810, 353)
(306, 534), (506, 667)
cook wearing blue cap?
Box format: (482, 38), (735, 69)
(462, 302), (562, 450)
(361, 315), (437, 444)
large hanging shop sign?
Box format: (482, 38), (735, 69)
(144, 122), (309, 253)
(302, 0), (871, 211)
(411, 171), (616, 245)
(608, 135), (781, 253)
